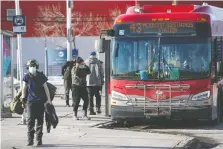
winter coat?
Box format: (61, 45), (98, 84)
(85, 57), (104, 86)
(44, 102), (59, 133)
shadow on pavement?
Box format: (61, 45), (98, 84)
(40, 144), (172, 149)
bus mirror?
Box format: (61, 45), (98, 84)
(101, 29), (115, 37)
(97, 38), (110, 53)
(217, 61), (223, 76)
(115, 43), (119, 57)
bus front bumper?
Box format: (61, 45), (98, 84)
(111, 105), (212, 121)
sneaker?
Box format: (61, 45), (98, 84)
(96, 108), (102, 114)
(73, 116), (79, 120)
(89, 111), (96, 115)
(82, 116), (91, 120)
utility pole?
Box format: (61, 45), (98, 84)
(15, 0), (26, 124)
(66, 0), (73, 61)
(15, 0), (23, 88)
(44, 37), (48, 77)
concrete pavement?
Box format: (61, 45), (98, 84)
(1, 93), (197, 149)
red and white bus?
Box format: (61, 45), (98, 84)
(99, 3), (223, 124)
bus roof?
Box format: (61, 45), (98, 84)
(115, 13), (210, 24)
(115, 4), (223, 23)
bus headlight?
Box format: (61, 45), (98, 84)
(191, 91), (210, 101)
(111, 91), (128, 101)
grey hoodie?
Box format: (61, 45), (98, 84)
(85, 57), (104, 86)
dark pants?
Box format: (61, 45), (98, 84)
(64, 79), (72, 105)
(72, 84), (89, 112)
(27, 102), (44, 142)
(87, 86), (101, 110)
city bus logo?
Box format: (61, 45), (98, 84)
(156, 90), (163, 95)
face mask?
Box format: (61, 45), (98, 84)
(29, 67), (37, 74)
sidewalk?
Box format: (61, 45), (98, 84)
(1, 93), (196, 149)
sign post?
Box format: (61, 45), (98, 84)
(14, 0), (26, 124)
(13, 15), (26, 34)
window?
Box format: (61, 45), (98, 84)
(111, 37), (211, 80)
(6, 9), (22, 21)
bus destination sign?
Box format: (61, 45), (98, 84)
(124, 22), (196, 35)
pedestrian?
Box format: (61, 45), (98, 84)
(61, 59), (75, 107)
(85, 51), (104, 115)
(21, 59), (52, 146)
(71, 57), (91, 120)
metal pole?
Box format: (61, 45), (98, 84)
(44, 37), (48, 77)
(66, 0), (73, 61)
(0, 33), (4, 110)
(17, 48), (19, 80)
(104, 42), (110, 117)
(15, 0), (26, 124)
(10, 34), (14, 101)
(15, 0), (23, 88)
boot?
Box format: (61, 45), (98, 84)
(89, 108), (96, 115)
(65, 95), (70, 107)
(89, 109), (96, 115)
(36, 134), (43, 146)
(27, 140), (34, 146)
(96, 107), (101, 114)
(27, 133), (34, 146)
(37, 140), (42, 146)
(82, 110), (91, 120)
(73, 111), (79, 120)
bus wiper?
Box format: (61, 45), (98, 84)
(162, 58), (179, 80)
(162, 56), (185, 90)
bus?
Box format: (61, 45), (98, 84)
(98, 3), (223, 124)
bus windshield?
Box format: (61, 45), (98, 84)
(111, 37), (211, 80)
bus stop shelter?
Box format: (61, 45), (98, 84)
(1, 30), (14, 118)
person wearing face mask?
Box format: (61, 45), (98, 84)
(71, 57), (91, 120)
(21, 59), (52, 146)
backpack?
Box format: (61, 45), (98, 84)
(63, 65), (73, 80)
(10, 90), (24, 115)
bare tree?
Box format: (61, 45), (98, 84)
(94, 5), (131, 35)
(34, 4), (95, 47)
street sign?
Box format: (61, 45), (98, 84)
(13, 15), (26, 34)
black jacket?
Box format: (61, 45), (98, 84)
(44, 103), (59, 133)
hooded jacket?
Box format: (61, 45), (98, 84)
(85, 57), (104, 86)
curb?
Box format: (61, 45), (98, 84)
(173, 137), (200, 149)
(90, 120), (115, 128)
